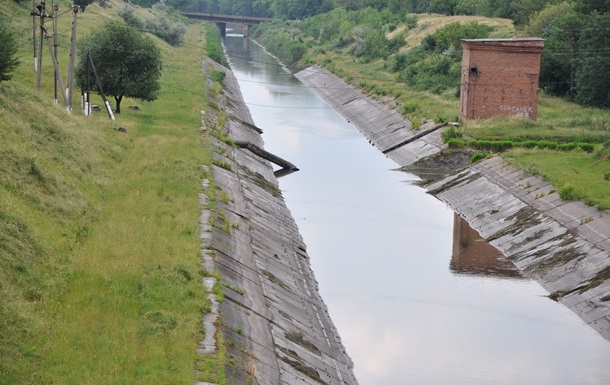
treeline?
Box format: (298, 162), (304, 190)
(128, 0), (609, 108)
(126, 0), (600, 26)
(527, 1), (610, 108)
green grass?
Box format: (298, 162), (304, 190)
(0, 1), (227, 384)
(504, 148), (610, 211)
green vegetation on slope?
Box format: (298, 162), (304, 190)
(0, 0), (228, 383)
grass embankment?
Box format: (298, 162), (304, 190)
(1, 1), (227, 383)
(253, 13), (610, 211)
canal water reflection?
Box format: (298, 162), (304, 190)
(223, 34), (610, 385)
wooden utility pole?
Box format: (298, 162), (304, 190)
(31, 0), (38, 72)
(53, 2), (59, 104)
(43, 27), (69, 110)
(84, 56), (91, 116)
(88, 53), (115, 121)
(36, 1), (46, 91)
(67, 6), (79, 113)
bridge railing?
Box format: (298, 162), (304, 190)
(181, 13), (273, 23)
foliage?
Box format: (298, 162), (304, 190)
(74, 0), (96, 11)
(119, 5), (186, 46)
(0, 19), (19, 82)
(420, 21), (492, 53)
(210, 69), (226, 84)
(559, 182), (581, 201)
(393, 22), (491, 93)
(470, 151), (491, 162)
(431, 0), (459, 15)
(441, 125), (463, 142)
(251, 21), (308, 66)
(455, 0), (490, 15)
(575, 12), (610, 108)
(527, 1), (610, 108)
(75, 21), (163, 113)
(449, 138), (597, 153)
(204, 23), (228, 66)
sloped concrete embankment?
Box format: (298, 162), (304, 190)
(296, 65), (610, 341)
(199, 58), (359, 384)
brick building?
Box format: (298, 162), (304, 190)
(459, 38), (545, 121)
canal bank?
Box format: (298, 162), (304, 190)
(198, 57), (359, 384)
(295, 65), (610, 342)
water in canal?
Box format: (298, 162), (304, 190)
(223, 34), (610, 385)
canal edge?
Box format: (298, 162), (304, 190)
(197, 58), (360, 384)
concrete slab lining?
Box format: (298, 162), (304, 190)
(295, 65), (610, 342)
(198, 58), (359, 384)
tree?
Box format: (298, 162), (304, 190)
(76, 21), (162, 113)
(430, 0), (458, 15)
(575, 13), (610, 108)
(528, 5), (584, 98)
(0, 19), (19, 82)
(575, 0), (610, 14)
(74, 0), (96, 11)
(455, 0), (489, 15)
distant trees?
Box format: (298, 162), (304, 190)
(0, 19), (19, 82)
(123, 0), (610, 108)
(527, 1), (610, 108)
(574, 12), (610, 108)
(76, 21), (163, 113)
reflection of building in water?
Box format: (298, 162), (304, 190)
(451, 214), (523, 279)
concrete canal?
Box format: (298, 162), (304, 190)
(222, 34), (610, 385)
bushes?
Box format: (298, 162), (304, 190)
(119, 5), (186, 46)
(447, 138), (597, 153)
(559, 183), (582, 201)
(204, 23), (227, 66)
(210, 70), (225, 84)
(0, 19), (19, 82)
(395, 22), (491, 94)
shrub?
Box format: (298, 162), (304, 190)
(144, 15), (186, 46)
(210, 70), (225, 84)
(470, 152), (490, 163)
(119, 6), (185, 46)
(0, 19), (19, 81)
(559, 183), (582, 201)
(447, 138), (466, 147)
(402, 102), (419, 115)
(405, 14), (418, 30)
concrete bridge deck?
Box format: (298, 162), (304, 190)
(182, 13), (273, 36)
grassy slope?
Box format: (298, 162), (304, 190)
(298, 14), (610, 210)
(391, 13), (516, 51)
(1, 1), (222, 383)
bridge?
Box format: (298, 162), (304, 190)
(181, 13), (273, 36)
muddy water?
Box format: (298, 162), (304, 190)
(223, 34), (610, 385)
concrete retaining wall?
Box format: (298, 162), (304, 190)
(199, 59), (359, 384)
(296, 65), (610, 341)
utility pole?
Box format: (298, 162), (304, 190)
(43, 27), (69, 111)
(31, 0), (38, 72)
(84, 55), (91, 116)
(36, 1), (47, 91)
(67, 6), (79, 113)
(88, 53), (115, 121)
(53, 2), (59, 104)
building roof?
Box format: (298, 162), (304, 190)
(461, 38), (544, 42)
